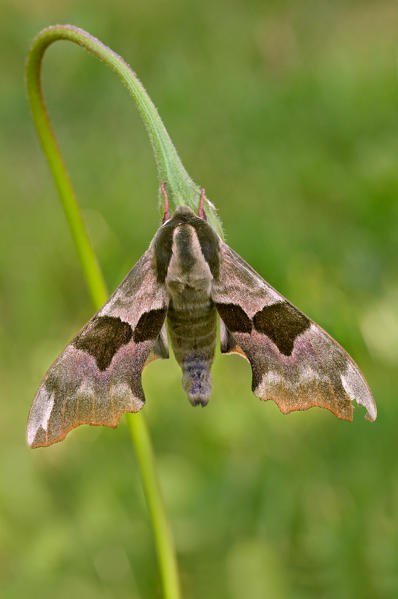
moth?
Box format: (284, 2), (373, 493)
(27, 186), (376, 448)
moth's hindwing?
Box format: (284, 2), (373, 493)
(212, 243), (376, 422)
(27, 249), (169, 448)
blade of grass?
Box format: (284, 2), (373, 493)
(25, 25), (189, 599)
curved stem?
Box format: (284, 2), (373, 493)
(26, 24), (223, 236)
(26, 26), (181, 599)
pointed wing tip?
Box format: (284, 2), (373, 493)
(364, 403), (377, 422)
(362, 388), (377, 422)
(26, 420), (43, 448)
(347, 389), (377, 423)
(340, 360), (377, 422)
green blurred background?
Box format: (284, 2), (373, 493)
(1, 0), (398, 597)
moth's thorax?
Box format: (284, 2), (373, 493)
(152, 205), (220, 286)
(165, 224), (213, 297)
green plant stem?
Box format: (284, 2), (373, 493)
(127, 414), (181, 599)
(26, 24), (222, 236)
(26, 25), (182, 599)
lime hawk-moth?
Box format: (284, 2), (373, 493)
(27, 188), (376, 447)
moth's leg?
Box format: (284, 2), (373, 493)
(198, 187), (206, 220)
(152, 324), (169, 359)
(161, 182), (170, 223)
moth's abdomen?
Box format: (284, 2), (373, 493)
(167, 297), (217, 406)
(181, 355), (212, 407)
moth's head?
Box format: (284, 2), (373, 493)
(153, 191), (220, 283)
(161, 184), (207, 224)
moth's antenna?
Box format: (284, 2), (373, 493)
(199, 188), (206, 220)
(161, 182), (170, 223)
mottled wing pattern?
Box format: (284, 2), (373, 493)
(27, 249), (169, 448)
(212, 243), (376, 422)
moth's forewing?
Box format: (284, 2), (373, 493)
(212, 243), (376, 422)
(27, 249), (169, 448)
